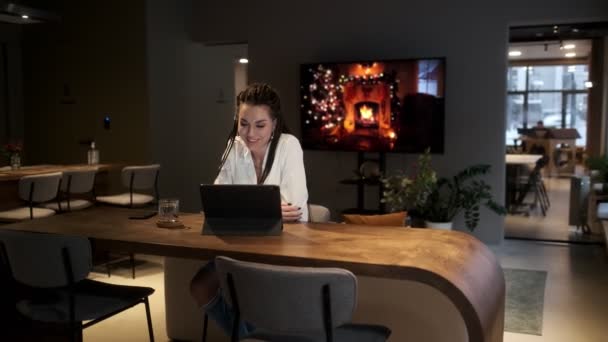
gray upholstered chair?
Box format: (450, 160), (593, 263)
(308, 204), (331, 223)
(44, 168), (98, 212)
(0, 230), (155, 342)
(212, 256), (391, 342)
(96, 164), (160, 207)
(0, 172), (62, 222)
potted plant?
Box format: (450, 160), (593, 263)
(420, 165), (507, 230)
(586, 155), (608, 184)
(382, 150), (506, 231)
(381, 149), (437, 225)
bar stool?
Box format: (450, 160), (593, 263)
(96, 164), (160, 207)
(44, 168), (98, 212)
(0, 172), (62, 222)
(308, 203), (331, 223)
(96, 164), (160, 278)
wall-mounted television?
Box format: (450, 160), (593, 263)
(300, 58), (445, 153)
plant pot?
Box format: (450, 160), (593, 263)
(424, 220), (453, 230)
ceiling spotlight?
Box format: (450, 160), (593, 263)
(565, 52), (576, 58)
(238, 58), (249, 64)
(553, 25), (559, 34)
(584, 81), (593, 88)
(21, 14), (29, 19)
(563, 44), (576, 49)
(508, 50), (522, 57)
(572, 28), (579, 33)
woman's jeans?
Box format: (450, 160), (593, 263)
(198, 260), (254, 337)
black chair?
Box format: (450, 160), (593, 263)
(206, 255), (391, 342)
(0, 230), (155, 342)
(515, 156), (550, 216)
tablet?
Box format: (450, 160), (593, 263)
(200, 184), (283, 236)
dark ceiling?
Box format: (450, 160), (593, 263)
(510, 21), (608, 43)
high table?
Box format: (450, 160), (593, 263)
(505, 154), (542, 212)
(1, 207), (505, 342)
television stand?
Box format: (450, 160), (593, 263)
(340, 152), (386, 214)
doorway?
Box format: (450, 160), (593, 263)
(504, 22), (608, 244)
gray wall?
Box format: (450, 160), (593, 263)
(0, 23), (24, 160)
(603, 36), (608, 155)
(147, 0), (246, 212)
(22, 0), (149, 165)
(181, 0), (608, 243)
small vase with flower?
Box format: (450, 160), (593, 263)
(3, 142), (23, 170)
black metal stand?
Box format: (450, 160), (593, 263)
(341, 152), (386, 214)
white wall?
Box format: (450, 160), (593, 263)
(147, 0), (246, 212)
(147, 0), (608, 243)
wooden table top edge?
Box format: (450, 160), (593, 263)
(0, 207), (505, 341)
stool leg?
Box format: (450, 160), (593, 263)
(130, 253), (136, 279)
(202, 313), (208, 342)
(144, 297), (155, 342)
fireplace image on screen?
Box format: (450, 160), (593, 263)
(300, 58), (445, 153)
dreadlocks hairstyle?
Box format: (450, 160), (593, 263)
(217, 83), (291, 184)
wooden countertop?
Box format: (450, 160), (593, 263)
(0, 164), (115, 181)
(505, 154), (542, 165)
(1, 207), (505, 342)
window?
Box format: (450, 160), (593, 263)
(506, 64), (589, 146)
(418, 60), (441, 96)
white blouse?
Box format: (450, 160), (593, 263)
(214, 133), (309, 221)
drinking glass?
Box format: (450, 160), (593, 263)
(158, 199), (180, 224)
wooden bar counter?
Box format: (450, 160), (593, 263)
(1, 207), (505, 342)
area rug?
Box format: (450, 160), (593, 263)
(503, 268), (548, 335)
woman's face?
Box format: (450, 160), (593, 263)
(237, 103), (276, 153)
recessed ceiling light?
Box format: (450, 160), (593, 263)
(585, 81), (593, 88)
(508, 50), (522, 57)
(21, 14), (29, 19)
(238, 58), (249, 64)
(563, 44), (576, 50)
(565, 52), (576, 58)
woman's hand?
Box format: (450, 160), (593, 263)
(281, 202), (302, 222)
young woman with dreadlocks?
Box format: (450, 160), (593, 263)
(190, 83), (309, 337)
